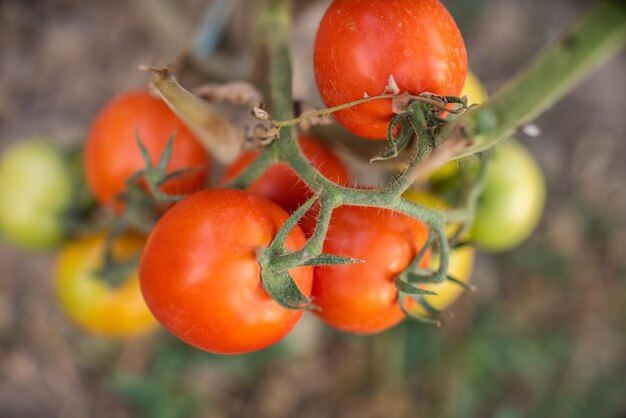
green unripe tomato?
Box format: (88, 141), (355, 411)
(427, 71), (546, 252)
(471, 139), (546, 252)
(0, 139), (73, 250)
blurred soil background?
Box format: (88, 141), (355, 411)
(1, 0), (625, 417)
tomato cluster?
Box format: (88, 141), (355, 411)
(0, 0), (546, 354)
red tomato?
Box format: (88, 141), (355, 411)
(139, 188), (313, 354)
(222, 135), (349, 234)
(84, 90), (211, 206)
(314, 0), (467, 139)
(312, 205), (430, 334)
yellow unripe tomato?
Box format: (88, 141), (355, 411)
(55, 233), (156, 338)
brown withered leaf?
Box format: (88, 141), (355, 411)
(252, 106), (271, 122)
(194, 81), (263, 107)
(392, 93), (413, 114)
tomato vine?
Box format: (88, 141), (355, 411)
(142, 0), (626, 323)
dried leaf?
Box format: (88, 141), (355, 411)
(148, 68), (241, 164)
(194, 81), (263, 107)
(297, 103), (332, 131)
(392, 93), (413, 114)
(385, 74), (400, 94)
(252, 106), (271, 122)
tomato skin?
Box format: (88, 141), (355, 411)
(222, 135), (349, 233)
(314, 0), (467, 139)
(55, 233), (156, 338)
(312, 206), (430, 334)
(471, 139), (546, 252)
(84, 90), (211, 207)
(0, 139), (72, 250)
(139, 188), (313, 354)
(401, 190), (475, 315)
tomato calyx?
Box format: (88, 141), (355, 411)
(93, 239), (141, 287)
(259, 194), (361, 310)
(372, 96), (468, 163)
(108, 133), (200, 235)
(393, 232), (443, 326)
(134, 132), (201, 204)
(91, 134), (200, 289)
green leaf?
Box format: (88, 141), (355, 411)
(261, 270), (313, 310)
(300, 253), (363, 267)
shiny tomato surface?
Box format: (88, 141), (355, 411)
(312, 205), (431, 334)
(84, 90), (210, 206)
(140, 188), (313, 354)
(314, 0), (467, 139)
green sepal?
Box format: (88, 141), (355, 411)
(300, 253), (363, 267)
(261, 270), (314, 310)
(268, 194), (317, 251)
(93, 254), (140, 288)
(398, 293), (441, 326)
(405, 271), (436, 285)
(446, 275), (476, 291)
(155, 132), (176, 174)
(395, 278), (438, 296)
(416, 297), (444, 319)
(162, 166), (202, 183)
(134, 132), (189, 203)
(406, 231), (433, 272)
(371, 113), (413, 162)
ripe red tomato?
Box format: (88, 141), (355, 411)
(314, 0), (467, 139)
(84, 90), (211, 207)
(222, 135), (349, 233)
(139, 188), (313, 354)
(312, 205), (431, 334)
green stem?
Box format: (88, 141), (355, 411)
(450, 0), (626, 158)
(248, 0), (624, 311)
(271, 193), (337, 270)
(225, 146), (278, 188)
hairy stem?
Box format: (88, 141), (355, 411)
(449, 0), (626, 158)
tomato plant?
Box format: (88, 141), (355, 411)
(139, 188), (313, 354)
(314, 0), (467, 139)
(55, 232), (156, 338)
(84, 90), (211, 207)
(312, 205), (431, 334)
(0, 139), (73, 250)
(223, 135), (349, 234)
(402, 190), (475, 315)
